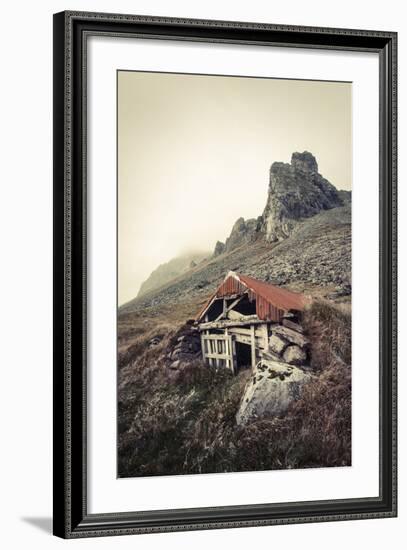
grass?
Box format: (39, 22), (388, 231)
(117, 297), (351, 477)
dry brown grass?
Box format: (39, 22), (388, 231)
(117, 297), (352, 477)
(303, 299), (351, 370)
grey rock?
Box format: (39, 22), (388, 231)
(213, 216), (263, 257)
(213, 241), (226, 257)
(261, 152), (344, 242)
(272, 325), (309, 349)
(282, 318), (304, 333)
(269, 334), (288, 355)
(338, 190), (352, 203)
(283, 345), (307, 366)
(119, 153), (352, 316)
(148, 336), (161, 348)
(236, 360), (312, 424)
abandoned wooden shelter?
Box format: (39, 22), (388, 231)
(196, 271), (310, 373)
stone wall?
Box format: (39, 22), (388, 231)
(267, 316), (309, 367)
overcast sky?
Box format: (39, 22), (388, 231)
(118, 71), (352, 305)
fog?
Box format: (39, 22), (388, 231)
(118, 71), (351, 305)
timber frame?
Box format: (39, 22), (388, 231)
(196, 272), (308, 373)
(199, 313), (272, 372)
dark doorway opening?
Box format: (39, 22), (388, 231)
(235, 341), (251, 371)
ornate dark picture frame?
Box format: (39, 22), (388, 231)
(53, 11), (397, 539)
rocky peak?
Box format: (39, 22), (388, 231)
(261, 151), (343, 242)
(213, 241), (226, 257)
(213, 216), (262, 257)
(291, 151), (318, 174)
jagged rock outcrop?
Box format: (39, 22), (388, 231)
(224, 217), (260, 251)
(212, 151), (347, 256)
(121, 203), (351, 314)
(121, 151), (351, 313)
(213, 241), (226, 257)
(236, 360), (312, 425)
(261, 152), (344, 242)
(213, 216), (262, 257)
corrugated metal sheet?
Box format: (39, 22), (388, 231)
(196, 272), (309, 322)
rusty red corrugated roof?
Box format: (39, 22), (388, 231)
(238, 273), (309, 312)
(196, 271), (310, 322)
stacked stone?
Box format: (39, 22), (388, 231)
(268, 317), (308, 366)
(167, 327), (202, 370)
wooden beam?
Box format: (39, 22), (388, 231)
(201, 333), (206, 362)
(205, 351), (233, 360)
(201, 333), (230, 341)
(250, 325), (256, 370)
(233, 333), (267, 349)
(213, 295), (244, 323)
(262, 324), (269, 351)
(199, 318), (269, 330)
(232, 338), (237, 375)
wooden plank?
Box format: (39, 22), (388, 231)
(201, 333), (206, 362)
(232, 338), (237, 375)
(228, 326), (252, 337)
(227, 310), (256, 321)
(261, 324), (269, 351)
(234, 334), (252, 346)
(282, 318), (304, 333)
(205, 352), (232, 360)
(250, 325), (256, 370)
(229, 326), (267, 338)
(201, 329), (237, 372)
(199, 318), (269, 330)
(225, 328), (229, 370)
(207, 331), (213, 367)
(233, 333), (267, 348)
(213, 295), (244, 322)
(201, 333), (229, 341)
(256, 325), (268, 338)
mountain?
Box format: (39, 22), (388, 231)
(122, 151), (351, 314)
(212, 152), (345, 256)
(137, 252), (209, 298)
(122, 203), (351, 315)
(261, 151), (344, 241)
(118, 151), (352, 479)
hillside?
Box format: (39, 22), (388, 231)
(120, 203), (351, 317)
(118, 151), (352, 478)
(121, 151), (350, 318)
(137, 251), (209, 298)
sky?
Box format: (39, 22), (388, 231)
(118, 71), (352, 305)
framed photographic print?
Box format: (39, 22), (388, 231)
(53, 11), (397, 538)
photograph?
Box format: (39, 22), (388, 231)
(117, 70), (352, 478)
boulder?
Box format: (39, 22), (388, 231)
(269, 334), (288, 355)
(283, 345), (307, 366)
(236, 360), (312, 425)
(271, 325), (309, 349)
(282, 318), (304, 334)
